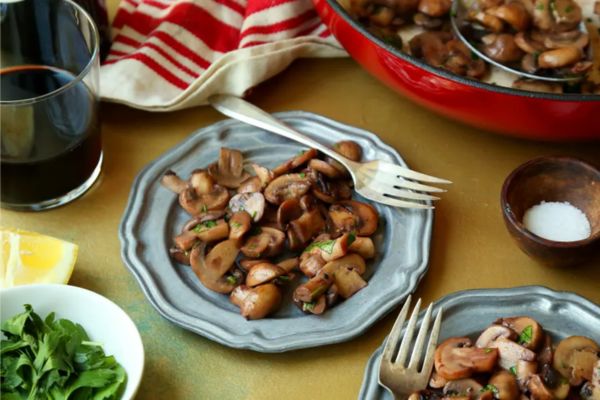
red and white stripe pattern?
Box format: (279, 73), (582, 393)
(100, 0), (345, 110)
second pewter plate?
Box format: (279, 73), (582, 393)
(359, 285), (600, 399)
(119, 111), (433, 352)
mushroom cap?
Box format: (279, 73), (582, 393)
(264, 173), (312, 205)
(229, 192), (266, 222)
(434, 337), (499, 380)
(240, 227), (286, 258)
(237, 176), (262, 194)
(553, 336), (600, 386)
(179, 185), (230, 216)
(189, 169), (215, 195)
(276, 198), (303, 230)
(207, 148), (250, 189)
(333, 140), (363, 162)
(309, 159), (344, 179)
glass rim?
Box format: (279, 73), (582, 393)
(0, 0), (101, 106)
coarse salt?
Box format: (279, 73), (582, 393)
(523, 201), (591, 242)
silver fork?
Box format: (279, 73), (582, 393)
(378, 296), (443, 399)
(208, 95), (451, 210)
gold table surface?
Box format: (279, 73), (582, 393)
(3, 2), (600, 398)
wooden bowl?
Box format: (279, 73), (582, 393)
(501, 156), (600, 268)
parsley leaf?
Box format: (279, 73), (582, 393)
(0, 305), (127, 399)
(509, 366), (517, 375)
(193, 220), (218, 232)
(518, 325), (533, 345)
(481, 384), (499, 394)
(304, 239), (336, 254)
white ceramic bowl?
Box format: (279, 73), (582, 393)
(0, 284), (144, 399)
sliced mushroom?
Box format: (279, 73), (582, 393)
(246, 262), (287, 287)
(434, 337), (499, 380)
(553, 336), (600, 386)
(309, 159), (344, 179)
(277, 257), (299, 272)
(475, 324), (518, 348)
(413, 12), (445, 29)
(229, 211), (252, 240)
(543, 30), (589, 49)
(173, 230), (198, 251)
(550, 0), (582, 29)
(230, 283), (282, 320)
(533, 0), (553, 30)
(488, 337), (537, 370)
(516, 359), (538, 391)
(312, 176), (353, 204)
(237, 176), (262, 193)
(330, 200), (379, 236)
(527, 374), (555, 400)
(276, 198), (303, 230)
(320, 253), (367, 276)
(299, 294), (328, 315)
(161, 170), (188, 193)
(299, 252), (327, 277)
(489, 370), (520, 400)
(468, 11), (505, 32)
(252, 163), (274, 187)
(333, 266), (367, 298)
(228, 192), (266, 222)
(272, 148), (317, 176)
(288, 209), (326, 245)
(293, 270), (334, 303)
(303, 232), (355, 262)
(444, 39), (488, 79)
(206, 148), (250, 189)
(239, 258), (269, 271)
(443, 378), (483, 398)
(540, 363), (570, 399)
(537, 333), (554, 366)
(182, 212), (225, 233)
(264, 173), (312, 205)
(580, 360), (600, 400)
(348, 236), (376, 259)
(179, 185), (230, 216)
(496, 316), (544, 350)
(190, 219), (229, 242)
(190, 240), (239, 293)
(410, 31), (453, 67)
(240, 227), (286, 258)
(326, 284), (340, 307)
(514, 32), (546, 54)
(418, 0), (451, 17)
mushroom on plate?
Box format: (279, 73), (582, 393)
(264, 173), (312, 205)
(333, 140), (363, 162)
(553, 336), (600, 386)
(228, 192), (266, 222)
(190, 240), (240, 293)
(178, 184), (229, 216)
(329, 200), (379, 236)
(434, 337), (499, 380)
(240, 227), (286, 258)
(161, 170), (188, 193)
(272, 148), (317, 176)
(228, 211), (252, 240)
(230, 283), (282, 320)
(208, 148), (250, 189)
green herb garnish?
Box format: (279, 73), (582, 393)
(535, 3), (544, 10)
(231, 222), (242, 228)
(299, 173), (306, 178)
(480, 384), (499, 394)
(509, 366), (517, 375)
(564, 5), (574, 12)
(251, 211), (257, 219)
(201, 204), (208, 213)
(518, 325), (533, 345)
(0, 305), (126, 399)
(302, 302), (315, 312)
(193, 220), (218, 232)
(484, 347), (493, 353)
(226, 275), (238, 285)
(304, 239), (336, 254)
(347, 232), (357, 246)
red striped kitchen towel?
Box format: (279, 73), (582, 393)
(99, 0), (346, 111)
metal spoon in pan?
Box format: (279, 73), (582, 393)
(449, 0), (590, 83)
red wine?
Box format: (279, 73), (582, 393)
(0, 65), (102, 205)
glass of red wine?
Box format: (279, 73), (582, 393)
(1, 0), (102, 211)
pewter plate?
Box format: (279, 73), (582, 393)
(359, 285), (600, 399)
(119, 111), (433, 352)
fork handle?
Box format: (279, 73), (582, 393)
(208, 95), (353, 168)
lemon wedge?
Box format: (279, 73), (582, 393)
(0, 228), (78, 288)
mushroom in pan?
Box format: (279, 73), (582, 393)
(208, 148), (250, 189)
(481, 33), (525, 63)
(512, 79), (563, 93)
(230, 283), (282, 320)
(189, 240), (240, 293)
(434, 337), (499, 380)
(264, 173), (312, 205)
(228, 192), (266, 222)
(553, 336), (600, 386)
(240, 227), (286, 258)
